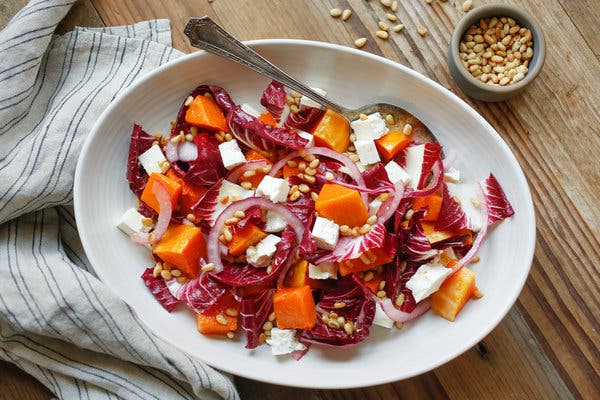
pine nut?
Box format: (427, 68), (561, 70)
(386, 13), (397, 22)
(392, 24), (404, 33)
(417, 25), (428, 36)
(216, 314), (228, 325)
(378, 21), (389, 31)
(462, 0), (473, 12)
(330, 8), (342, 17)
(354, 37), (367, 48)
(376, 30), (389, 40)
(342, 9), (352, 21)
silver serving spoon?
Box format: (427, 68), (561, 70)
(184, 16), (435, 143)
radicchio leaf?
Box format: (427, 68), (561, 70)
(127, 124), (155, 197)
(171, 133), (226, 186)
(260, 80), (286, 121)
(481, 173), (515, 224)
(141, 267), (181, 312)
(299, 276), (375, 347)
(434, 183), (470, 232)
(238, 289), (275, 349)
(283, 106), (325, 131)
(360, 163), (394, 191)
(418, 142), (442, 189)
(211, 227), (297, 287)
(400, 210), (439, 261)
(227, 106), (309, 152)
(182, 272), (229, 314)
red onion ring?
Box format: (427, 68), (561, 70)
(165, 139), (179, 163)
(225, 159), (268, 183)
(451, 182), (488, 274)
(380, 298), (431, 323)
(178, 140), (198, 162)
(376, 181), (405, 224)
(207, 197), (305, 273)
(150, 180), (172, 242)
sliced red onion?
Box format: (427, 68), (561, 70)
(226, 159), (268, 183)
(380, 298), (431, 323)
(291, 345), (310, 361)
(178, 140), (198, 162)
(207, 197), (305, 273)
(166, 276), (189, 300)
(376, 181), (405, 224)
(451, 182), (488, 274)
(407, 159), (444, 198)
(165, 139), (179, 163)
(442, 148), (457, 171)
(151, 180), (172, 242)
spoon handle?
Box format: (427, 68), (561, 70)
(184, 17), (348, 115)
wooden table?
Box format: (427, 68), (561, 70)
(1, 0), (598, 399)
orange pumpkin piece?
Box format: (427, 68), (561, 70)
(374, 130), (411, 161)
(184, 95), (228, 131)
(152, 224), (206, 278)
(430, 266), (477, 321)
(338, 247), (394, 276)
(227, 223), (268, 256)
(421, 222), (453, 245)
(140, 173), (182, 213)
(258, 112), (278, 127)
(412, 193), (443, 221)
(243, 149), (273, 187)
(166, 169), (207, 216)
(273, 285), (317, 330)
(363, 273), (384, 294)
(315, 183), (369, 228)
(283, 259), (331, 289)
(196, 293), (240, 335)
(309, 109), (350, 153)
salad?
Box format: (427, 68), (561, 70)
(118, 81), (514, 357)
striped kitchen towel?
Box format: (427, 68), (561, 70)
(0, 1), (239, 399)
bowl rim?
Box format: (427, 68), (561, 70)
(449, 2), (546, 93)
(74, 38), (536, 388)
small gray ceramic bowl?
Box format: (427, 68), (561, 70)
(448, 3), (546, 102)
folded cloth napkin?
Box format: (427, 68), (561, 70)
(0, 1), (239, 399)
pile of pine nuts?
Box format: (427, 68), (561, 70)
(459, 16), (534, 86)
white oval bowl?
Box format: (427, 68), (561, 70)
(74, 39), (535, 389)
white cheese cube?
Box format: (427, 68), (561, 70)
(311, 217), (340, 251)
(213, 181), (254, 224)
(384, 160), (411, 185)
(297, 130), (315, 148)
(246, 234), (281, 268)
(218, 139), (246, 170)
(138, 144), (166, 176)
(256, 175), (290, 203)
(240, 103), (261, 117)
(116, 208), (146, 236)
(444, 167), (461, 183)
(406, 262), (452, 303)
(350, 112), (389, 141)
(266, 328), (306, 355)
(446, 182), (483, 232)
(265, 210), (287, 232)
(300, 87), (327, 109)
(354, 140), (381, 165)
(373, 302), (394, 329)
(308, 262), (338, 280)
(404, 144), (425, 189)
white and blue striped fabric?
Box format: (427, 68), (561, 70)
(0, 1), (239, 399)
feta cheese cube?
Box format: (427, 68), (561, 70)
(300, 87), (327, 109)
(373, 302), (394, 329)
(138, 144), (166, 175)
(308, 262), (338, 280)
(350, 112), (389, 141)
(218, 139), (246, 170)
(444, 167), (461, 183)
(116, 208), (146, 236)
(311, 217), (339, 250)
(240, 103), (261, 117)
(404, 144), (425, 189)
(265, 210), (287, 232)
(297, 130), (315, 148)
(446, 182), (483, 232)
(354, 139), (381, 165)
(406, 262), (452, 303)
(256, 175), (290, 203)
(246, 234), (281, 268)
(213, 181), (254, 222)
(384, 160), (411, 185)
(265, 328), (306, 355)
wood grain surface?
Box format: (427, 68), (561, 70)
(1, 0), (598, 399)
